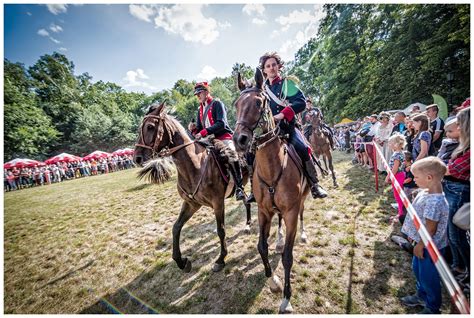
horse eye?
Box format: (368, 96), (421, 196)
(147, 124), (155, 130)
(256, 100), (262, 107)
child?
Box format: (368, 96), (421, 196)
(385, 134), (406, 223)
(402, 151), (417, 210)
(400, 157), (449, 314)
(437, 118), (460, 164)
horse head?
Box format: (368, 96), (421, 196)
(309, 108), (322, 132)
(233, 68), (274, 152)
(134, 101), (173, 166)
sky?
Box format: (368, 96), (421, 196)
(4, 3), (325, 95)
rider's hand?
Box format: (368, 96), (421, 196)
(274, 113), (285, 121)
(195, 133), (202, 140)
(188, 122), (196, 131)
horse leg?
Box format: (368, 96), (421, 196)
(279, 210), (299, 314)
(275, 213), (285, 254)
(323, 154), (328, 172)
(244, 202), (251, 234)
(258, 212), (282, 294)
(172, 201), (200, 272)
(212, 202), (227, 272)
(299, 205), (308, 244)
(328, 152), (338, 188)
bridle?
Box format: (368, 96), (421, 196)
(135, 113), (194, 158)
(234, 87), (280, 150)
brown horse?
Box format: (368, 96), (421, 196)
(308, 110), (338, 187)
(233, 69), (310, 313)
(133, 102), (252, 273)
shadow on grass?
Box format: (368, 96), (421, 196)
(79, 201), (285, 314)
(125, 183), (153, 192)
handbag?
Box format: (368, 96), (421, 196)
(453, 203), (470, 231)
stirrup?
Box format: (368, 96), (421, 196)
(246, 192), (256, 204)
(235, 188), (246, 201)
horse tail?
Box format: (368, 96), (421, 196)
(137, 158), (174, 184)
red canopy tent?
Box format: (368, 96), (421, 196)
(113, 148), (134, 156)
(4, 158), (45, 169)
(45, 153), (82, 165)
(83, 150), (111, 161)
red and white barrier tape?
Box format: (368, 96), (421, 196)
(368, 142), (470, 314)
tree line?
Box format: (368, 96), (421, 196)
(4, 4), (469, 161)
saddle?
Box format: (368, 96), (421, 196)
(195, 138), (246, 198)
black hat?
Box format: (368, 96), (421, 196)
(193, 82), (210, 95)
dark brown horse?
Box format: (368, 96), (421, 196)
(133, 102), (252, 273)
(308, 110), (338, 187)
(233, 69), (310, 313)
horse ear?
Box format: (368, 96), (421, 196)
(255, 67), (264, 89)
(156, 101), (166, 114)
(237, 72), (246, 91)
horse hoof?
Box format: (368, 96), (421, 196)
(279, 298), (294, 314)
(275, 244), (284, 254)
(183, 258), (192, 273)
(268, 275), (283, 294)
(212, 262), (225, 272)
(244, 224), (251, 234)
(300, 233), (308, 244)
(333, 183), (339, 188)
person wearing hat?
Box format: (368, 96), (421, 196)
(189, 81), (246, 201)
(425, 104), (445, 155)
(302, 98), (336, 150)
(254, 51), (327, 199)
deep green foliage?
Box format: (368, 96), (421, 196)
(4, 4), (469, 159)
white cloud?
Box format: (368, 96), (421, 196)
(59, 47), (68, 52)
(38, 29), (49, 37)
(197, 65), (219, 81)
(242, 4), (265, 17)
(218, 21), (231, 29)
(49, 37), (61, 44)
(123, 69), (156, 90)
(46, 4), (68, 15)
(278, 5), (324, 61)
(252, 18), (267, 25)
(153, 4), (219, 45)
(26, 12), (32, 16)
(50, 23), (63, 33)
(129, 4), (156, 22)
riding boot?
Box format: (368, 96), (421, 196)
(229, 161), (246, 201)
(304, 159), (328, 199)
(245, 164), (256, 204)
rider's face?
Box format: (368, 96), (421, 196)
(196, 91), (208, 104)
(264, 58), (280, 79)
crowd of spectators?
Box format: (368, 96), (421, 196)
(334, 99), (470, 313)
(4, 155), (135, 191)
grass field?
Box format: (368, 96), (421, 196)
(4, 151), (453, 314)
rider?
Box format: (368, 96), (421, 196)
(250, 52), (327, 199)
(189, 82), (246, 201)
(302, 98), (336, 150)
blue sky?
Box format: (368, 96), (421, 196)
(4, 4), (324, 95)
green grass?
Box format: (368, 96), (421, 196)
(4, 152), (453, 314)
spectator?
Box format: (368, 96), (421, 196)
(410, 104), (421, 114)
(402, 151), (417, 205)
(400, 157), (449, 314)
(363, 115), (379, 169)
(386, 133), (406, 223)
(404, 116), (416, 154)
(391, 111), (407, 135)
(411, 113), (431, 161)
(443, 107), (470, 287)
(374, 112), (393, 173)
(426, 104), (445, 155)
(6, 170), (17, 191)
(437, 118), (459, 164)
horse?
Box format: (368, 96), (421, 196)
(233, 69), (311, 314)
(308, 110), (338, 187)
(133, 102), (252, 273)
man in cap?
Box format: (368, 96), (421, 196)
(189, 82), (246, 201)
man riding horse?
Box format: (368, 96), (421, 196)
(188, 81), (246, 201)
(247, 52), (327, 200)
(303, 98), (336, 150)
